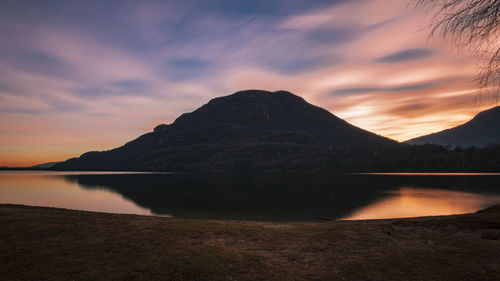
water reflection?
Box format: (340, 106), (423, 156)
(1, 172), (499, 221)
(65, 173), (392, 220)
(342, 187), (500, 220)
(0, 172), (152, 215)
(65, 173), (500, 220)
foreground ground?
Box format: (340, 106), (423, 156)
(1, 204), (500, 281)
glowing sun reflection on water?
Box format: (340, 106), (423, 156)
(342, 187), (500, 220)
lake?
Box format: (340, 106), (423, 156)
(1, 171), (500, 221)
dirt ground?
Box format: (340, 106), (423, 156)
(1, 204), (499, 281)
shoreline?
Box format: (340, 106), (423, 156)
(3, 166), (500, 174)
(0, 202), (495, 222)
(1, 204), (499, 280)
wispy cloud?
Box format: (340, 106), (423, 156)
(0, 0), (489, 165)
(376, 48), (435, 63)
(330, 79), (451, 96)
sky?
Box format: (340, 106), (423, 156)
(0, 0), (495, 166)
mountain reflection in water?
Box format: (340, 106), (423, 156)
(62, 173), (500, 221)
(1, 171), (499, 221)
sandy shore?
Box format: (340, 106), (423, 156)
(1, 204), (499, 280)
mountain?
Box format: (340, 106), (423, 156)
(406, 106), (500, 148)
(54, 90), (397, 172)
(30, 162), (60, 169)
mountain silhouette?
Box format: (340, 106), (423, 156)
(406, 106), (500, 148)
(63, 173), (500, 220)
(30, 162), (60, 169)
(54, 90), (397, 172)
(63, 173), (396, 221)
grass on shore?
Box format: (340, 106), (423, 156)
(1, 204), (500, 281)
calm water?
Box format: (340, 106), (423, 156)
(1, 171), (500, 221)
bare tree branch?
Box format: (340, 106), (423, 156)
(415, 0), (500, 101)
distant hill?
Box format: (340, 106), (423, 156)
(54, 90), (397, 172)
(406, 106), (500, 148)
(31, 162), (60, 169)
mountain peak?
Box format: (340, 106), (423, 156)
(170, 89), (348, 134)
(54, 90), (396, 172)
(154, 90), (308, 133)
(473, 105), (500, 120)
(407, 105), (500, 147)
(204, 89), (305, 107)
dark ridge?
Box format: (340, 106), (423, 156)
(406, 106), (500, 148)
(54, 90), (397, 172)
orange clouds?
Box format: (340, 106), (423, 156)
(0, 0), (495, 166)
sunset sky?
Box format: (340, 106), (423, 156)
(0, 0), (495, 166)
